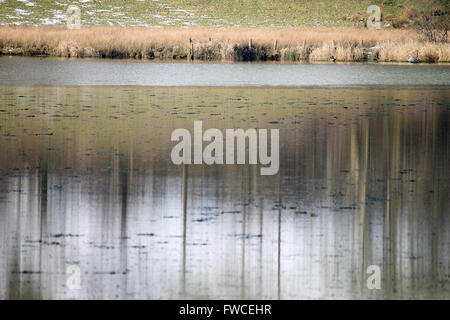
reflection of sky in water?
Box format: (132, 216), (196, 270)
(1, 57), (450, 86)
(0, 86), (448, 299)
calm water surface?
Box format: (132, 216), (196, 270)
(1, 57), (450, 86)
(0, 59), (448, 299)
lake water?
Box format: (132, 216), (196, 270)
(0, 58), (448, 299)
(1, 57), (450, 86)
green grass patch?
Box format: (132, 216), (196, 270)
(0, 0), (418, 27)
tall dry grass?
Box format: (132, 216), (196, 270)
(377, 40), (450, 62)
(0, 26), (448, 62)
(309, 41), (364, 61)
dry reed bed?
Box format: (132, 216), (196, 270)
(1, 26), (449, 62)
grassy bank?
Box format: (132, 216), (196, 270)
(0, 0), (417, 28)
(1, 26), (449, 63)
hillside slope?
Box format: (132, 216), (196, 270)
(0, 0), (420, 27)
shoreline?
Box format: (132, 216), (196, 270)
(3, 55), (450, 66)
(1, 26), (449, 63)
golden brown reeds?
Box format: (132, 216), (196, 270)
(0, 26), (448, 62)
(377, 40), (450, 62)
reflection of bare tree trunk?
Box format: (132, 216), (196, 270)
(349, 125), (359, 289)
(38, 157), (48, 300)
(254, 164), (263, 298)
(325, 125), (334, 292)
(382, 115), (391, 296)
(182, 163), (188, 297)
(277, 168), (282, 300)
(349, 122), (369, 292)
(388, 113), (401, 296)
(241, 164), (249, 299)
(430, 107), (438, 295)
(119, 154), (128, 297)
(359, 120), (369, 284)
(8, 175), (22, 299)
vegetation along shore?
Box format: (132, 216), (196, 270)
(1, 26), (449, 63)
(0, 0), (448, 63)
